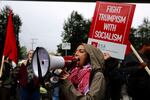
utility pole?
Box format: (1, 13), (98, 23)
(31, 38), (38, 50)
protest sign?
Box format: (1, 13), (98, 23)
(88, 1), (136, 59)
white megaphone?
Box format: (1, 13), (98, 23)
(31, 47), (78, 82)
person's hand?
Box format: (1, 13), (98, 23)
(60, 70), (69, 80)
(139, 62), (147, 69)
(103, 53), (111, 60)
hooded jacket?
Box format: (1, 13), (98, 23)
(60, 43), (105, 100)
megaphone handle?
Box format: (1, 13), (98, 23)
(51, 69), (61, 77)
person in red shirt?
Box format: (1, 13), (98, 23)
(17, 50), (40, 100)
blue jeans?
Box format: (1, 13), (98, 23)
(19, 87), (40, 100)
(52, 87), (59, 100)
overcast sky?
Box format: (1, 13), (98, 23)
(1, 1), (150, 53)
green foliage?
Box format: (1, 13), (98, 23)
(58, 11), (91, 56)
(19, 46), (27, 60)
(130, 17), (150, 50)
(0, 6), (22, 62)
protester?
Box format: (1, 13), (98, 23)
(59, 43), (105, 100)
(17, 50), (40, 100)
(104, 56), (124, 100)
(103, 53), (131, 100)
(122, 41), (150, 100)
(0, 57), (14, 100)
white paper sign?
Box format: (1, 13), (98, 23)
(88, 38), (127, 60)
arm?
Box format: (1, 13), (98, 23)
(121, 53), (142, 75)
(60, 72), (105, 100)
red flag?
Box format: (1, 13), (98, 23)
(3, 11), (18, 65)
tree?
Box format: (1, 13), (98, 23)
(19, 46), (27, 60)
(130, 17), (150, 50)
(137, 18), (150, 39)
(129, 27), (139, 49)
(58, 11), (91, 56)
(0, 6), (22, 62)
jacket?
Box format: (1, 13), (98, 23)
(17, 60), (39, 89)
(60, 44), (106, 100)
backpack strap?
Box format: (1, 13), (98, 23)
(89, 68), (102, 87)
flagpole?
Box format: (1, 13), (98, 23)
(0, 55), (5, 78)
(130, 44), (150, 76)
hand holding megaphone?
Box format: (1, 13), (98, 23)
(50, 68), (69, 82)
(59, 70), (69, 80)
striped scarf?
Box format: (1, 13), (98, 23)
(67, 64), (91, 94)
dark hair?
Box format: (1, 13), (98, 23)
(139, 39), (150, 49)
(143, 41), (150, 46)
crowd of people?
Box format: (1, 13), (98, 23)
(0, 41), (150, 100)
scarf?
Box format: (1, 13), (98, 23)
(67, 64), (91, 94)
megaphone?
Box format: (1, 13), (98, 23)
(31, 47), (50, 78)
(31, 47), (78, 83)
